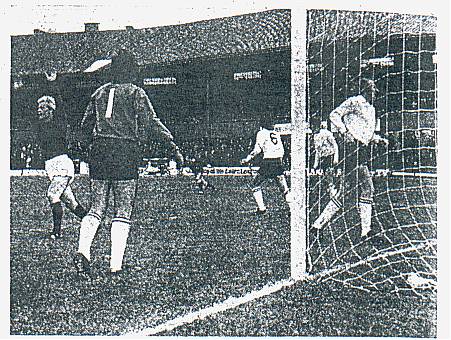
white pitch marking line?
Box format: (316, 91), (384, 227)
(122, 278), (300, 336)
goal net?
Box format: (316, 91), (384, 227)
(300, 9), (437, 298)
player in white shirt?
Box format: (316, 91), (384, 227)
(313, 121), (339, 170)
(312, 121), (341, 204)
(313, 79), (388, 237)
(241, 116), (291, 214)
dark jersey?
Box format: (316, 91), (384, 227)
(81, 82), (174, 146)
(34, 80), (68, 161)
(187, 158), (206, 175)
(34, 112), (68, 161)
(187, 149), (210, 175)
(81, 82), (176, 179)
(36, 77), (67, 120)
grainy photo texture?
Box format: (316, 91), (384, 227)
(9, 5), (437, 337)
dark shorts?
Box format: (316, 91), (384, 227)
(343, 140), (370, 174)
(252, 158), (285, 187)
(89, 138), (141, 180)
(342, 140), (373, 202)
(318, 155), (339, 188)
(318, 155), (335, 172)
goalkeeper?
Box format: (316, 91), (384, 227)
(313, 79), (388, 237)
(73, 49), (183, 276)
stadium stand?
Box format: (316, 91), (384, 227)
(11, 9), (291, 169)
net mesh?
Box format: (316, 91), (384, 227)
(305, 9), (437, 298)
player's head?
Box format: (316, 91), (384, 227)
(37, 95), (56, 122)
(45, 71), (57, 82)
(361, 78), (378, 102)
(320, 121), (328, 130)
(259, 114), (274, 130)
(109, 48), (138, 83)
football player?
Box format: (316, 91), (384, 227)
(313, 121), (339, 171)
(73, 49), (184, 276)
(241, 115), (292, 214)
(312, 121), (341, 212)
(35, 93), (87, 240)
(187, 148), (215, 193)
(313, 79), (388, 237)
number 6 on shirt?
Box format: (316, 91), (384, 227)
(270, 132), (278, 145)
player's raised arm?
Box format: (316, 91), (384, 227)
(371, 133), (389, 146)
(329, 98), (352, 135)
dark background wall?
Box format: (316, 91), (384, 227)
(10, 49), (291, 168)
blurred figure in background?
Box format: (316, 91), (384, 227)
(186, 148), (215, 194)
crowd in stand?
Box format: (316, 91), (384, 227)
(10, 135), (292, 170)
(10, 141), (43, 170)
(11, 129), (436, 172)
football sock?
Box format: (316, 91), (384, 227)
(312, 196), (342, 229)
(51, 202), (63, 235)
(277, 175), (289, 195)
(201, 178), (208, 191)
(204, 179), (210, 189)
(196, 179), (204, 190)
(73, 204), (88, 219)
(284, 190), (293, 203)
(252, 188), (266, 211)
(110, 219), (131, 272)
(359, 199), (373, 236)
(78, 213), (101, 261)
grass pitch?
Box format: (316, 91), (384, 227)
(10, 174), (436, 336)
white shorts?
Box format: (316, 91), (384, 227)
(45, 154), (75, 182)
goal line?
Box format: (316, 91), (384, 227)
(121, 239), (436, 336)
(122, 278), (299, 336)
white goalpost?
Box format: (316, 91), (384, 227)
(290, 5), (308, 280)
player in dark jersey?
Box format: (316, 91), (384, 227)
(34, 83), (87, 240)
(186, 148), (215, 193)
(73, 49), (184, 276)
